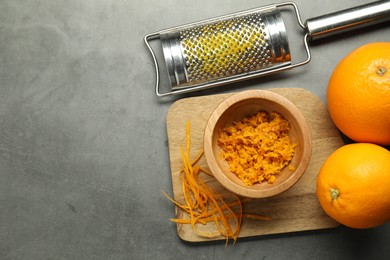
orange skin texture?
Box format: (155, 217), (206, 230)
(327, 42), (390, 145)
(316, 143), (390, 229)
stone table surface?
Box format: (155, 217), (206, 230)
(1, 0), (390, 259)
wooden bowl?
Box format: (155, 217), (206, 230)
(204, 90), (312, 198)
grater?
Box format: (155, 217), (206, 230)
(145, 1), (390, 97)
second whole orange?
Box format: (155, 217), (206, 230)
(327, 42), (390, 146)
(316, 143), (390, 229)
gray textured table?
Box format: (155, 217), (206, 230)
(1, 0), (389, 259)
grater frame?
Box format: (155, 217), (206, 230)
(144, 2), (311, 97)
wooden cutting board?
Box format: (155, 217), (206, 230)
(166, 88), (344, 242)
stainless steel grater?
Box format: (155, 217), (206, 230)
(145, 1), (390, 97)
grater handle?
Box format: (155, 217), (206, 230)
(305, 0), (390, 40)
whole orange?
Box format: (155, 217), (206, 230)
(316, 143), (390, 229)
(327, 42), (390, 146)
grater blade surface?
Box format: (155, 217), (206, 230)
(161, 8), (291, 89)
(181, 12), (272, 83)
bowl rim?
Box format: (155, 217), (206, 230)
(203, 89), (312, 198)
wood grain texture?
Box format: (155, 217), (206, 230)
(166, 88), (343, 242)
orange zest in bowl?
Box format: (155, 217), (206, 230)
(218, 111), (297, 186)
